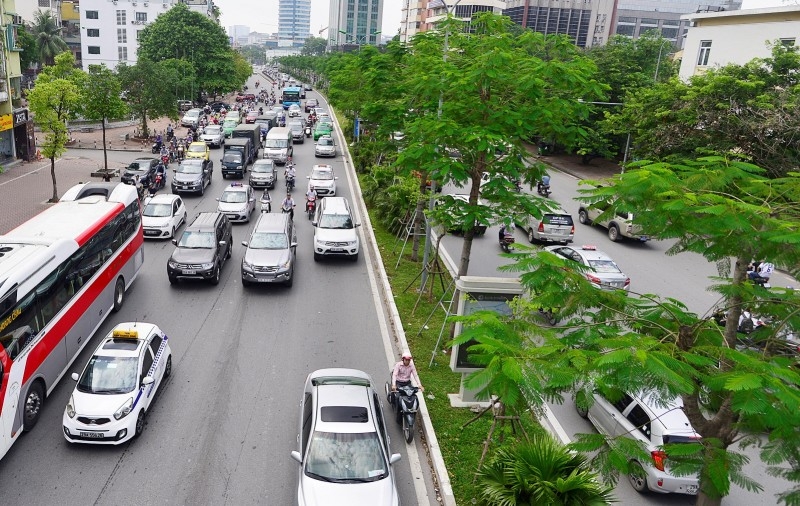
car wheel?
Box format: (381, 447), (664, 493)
(314, 252), (321, 262)
(112, 277), (125, 312)
(200, 182), (205, 196)
(210, 265), (221, 285)
(608, 224), (621, 242)
(168, 275), (177, 285)
(574, 391), (589, 418)
(164, 355), (172, 378)
(170, 227), (176, 239)
(578, 209), (590, 225)
(285, 269), (293, 287)
(350, 252), (358, 263)
(226, 241), (232, 259)
(528, 228), (536, 243)
(23, 382), (44, 432)
(182, 212), (187, 226)
(628, 461), (649, 493)
(135, 410), (146, 438)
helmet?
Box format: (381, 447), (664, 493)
(401, 351), (412, 360)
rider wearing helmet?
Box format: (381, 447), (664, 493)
(391, 350), (424, 393)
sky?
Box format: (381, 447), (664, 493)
(214, 0), (403, 39)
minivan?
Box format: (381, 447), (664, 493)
(241, 213), (297, 286)
(312, 197), (360, 262)
(515, 206), (574, 244)
(263, 127), (293, 165)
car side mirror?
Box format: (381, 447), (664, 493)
(242, 241), (248, 247)
(216, 198), (220, 201)
(355, 223), (361, 227)
(290, 451), (302, 464)
(389, 453), (402, 465)
(71, 372), (79, 381)
(335, 176), (339, 180)
(172, 239), (178, 245)
(291, 241), (298, 248)
(219, 240), (227, 247)
(142, 376), (154, 386)
(306, 176), (310, 179)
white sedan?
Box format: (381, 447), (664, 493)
(288, 104), (302, 117)
(63, 323), (172, 445)
(142, 194), (187, 239)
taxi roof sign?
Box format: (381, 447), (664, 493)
(112, 329), (139, 339)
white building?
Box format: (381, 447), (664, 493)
(229, 24), (250, 46)
(329, 0), (384, 47)
(278, 0), (311, 47)
(680, 5), (800, 80)
(79, 0), (216, 71)
(16, 0), (62, 25)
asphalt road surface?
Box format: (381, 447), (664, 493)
(0, 78), (437, 506)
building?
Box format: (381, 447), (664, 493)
(614, 0), (741, 50)
(329, 0), (383, 47)
(423, 0), (506, 33)
(679, 5), (800, 80)
(61, 1), (82, 68)
(278, 0), (310, 47)
(399, 0), (424, 43)
(503, 0), (617, 48)
(79, 0), (217, 71)
(228, 24), (249, 46)
(0, 0), (34, 162)
(16, 0), (63, 26)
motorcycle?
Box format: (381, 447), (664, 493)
(161, 153), (170, 166)
(151, 140), (162, 154)
(306, 196), (316, 220)
(499, 231), (515, 253)
(149, 172), (165, 193)
(260, 191), (272, 213)
(286, 175), (295, 192)
(537, 180), (551, 197)
(385, 380), (420, 444)
(304, 126), (312, 138)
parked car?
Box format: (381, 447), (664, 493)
(167, 212), (232, 285)
(208, 102), (231, 113)
(177, 100), (193, 112)
(171, 159), (213, 196)
(241, 212), (297, 286)
(290, 369), (401, 506)
(575, 390), (700, 495)
(142, 194), (187, 239)
(544, 244), (630, 292)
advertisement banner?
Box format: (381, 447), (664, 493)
(0, 114), (12, 132)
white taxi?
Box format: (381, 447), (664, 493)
(216, 182), (256, 223)
(63, 323), (172, 444)
(142, 194), (187, 239)
(306, 164), (338, 196)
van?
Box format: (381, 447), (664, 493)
(515, 206), (574, 244)
(221, 138), (252, 179)
(263, 127), (293, 165)
(241, 213), (297, 287)
(232, 123), (262, 156)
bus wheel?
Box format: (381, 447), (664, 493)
(112, 277), (125, 313)
(23, 382), (45, 432)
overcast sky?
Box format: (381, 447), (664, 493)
(214, 0), (403, 39)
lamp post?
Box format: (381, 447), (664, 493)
(579, 99), (631, 171)
(654, 39), (673, 82)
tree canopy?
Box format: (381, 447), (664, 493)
(30, 10), (68, 66)
(81, 64), (128, 170)
(117, 60), (180, 138)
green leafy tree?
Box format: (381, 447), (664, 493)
(30, 10), (68, 66)
(160, 58), (198, 102)
(238, 45), (267, 66)
(609, 43), (800, 177)
(35, 50), (84, 84)
(18, 24), (38, 70)
(454, 156), (800, 506)
(301, 37), (328, 56)
(28, 79), (80, 202)
(137, 3), (242, 98)
(117, 60), (179, 138)
(477, 434), (616, 505)
(80, 64), (128, 170)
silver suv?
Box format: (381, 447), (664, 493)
(515, 208), (574, 244)
(575, 390), (700, 495)
(241, 213), (296, 287)
(578, 204), (648, 243)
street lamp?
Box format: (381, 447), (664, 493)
(579, 99), (632, 171)
(654, 39), (673, 82)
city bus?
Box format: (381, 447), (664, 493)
(281, 86), (302, 110)
(0, 182), (144, 460)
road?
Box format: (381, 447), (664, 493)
(438, 171), (794, 504)
(0, 76), (437, 505)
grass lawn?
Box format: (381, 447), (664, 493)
(367, 207), (545, 504)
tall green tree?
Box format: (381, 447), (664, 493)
(80, 65), (128, 170)
(238, 45), (267, 66)
(30, 10), (68, 66)
(301, 37), (328, 56)
(454, 156), (800, 506)
(18, 24), (38, 70)
(117, 60), (179, 138)
(137, 3), (242, 98)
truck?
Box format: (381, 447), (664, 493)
(221, 138), (252, 179)
(232, 123), (262, 158)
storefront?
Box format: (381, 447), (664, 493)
(10, 108), (34, 162)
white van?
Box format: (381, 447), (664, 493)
(263, 127), (293, 165)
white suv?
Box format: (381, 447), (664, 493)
(312, 197), (360, 262)
(575, 390), (700, 495)
(578, 204), (648, 243)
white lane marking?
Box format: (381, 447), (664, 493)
(0, 159), (64, 187)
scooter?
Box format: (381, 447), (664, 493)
(385, 381), (420, 444)
(149, 173), (165, 193)
(537, 180), (551, 197)
(161, 153), (170, 166)
(151, 140), (162, 154)
(306, 196), (316, 220)
(286, 175), (295, 192)
(260, 191), (271, 213)
(304, 126), (312, 138)
(500, 231), (515, 253)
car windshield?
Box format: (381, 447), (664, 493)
(304, 431), (387, 482)
(249, 232), (288, 249)
(143, 203), (172, 217)
(317, 122), (332, 129)
(205, 126), (222, 135)
(318, 138), (333, 146)
(188, 144), (205, 153)
(587, 259), (622, 274)
(77, 356), (138, 394)
(177, 231), (215, 248)
(223, 153), (242, 163)
(252, 163), (273, 173)
(177, 162), (202, 174)
(220, 190), (247, 203)
(319, 213), (353, 229)
(265, 139), (287, 148)
(311, 169), (333, 180)
(185, 111), (199, 118)
(224, 120), (238, 128)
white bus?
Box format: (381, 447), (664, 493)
(0, 182), (144, 460)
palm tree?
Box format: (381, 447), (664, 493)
(31, 10), (68, 66)
(476, 434), (616, 506)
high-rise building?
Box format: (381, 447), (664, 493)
(278, 0), (311, 47)
(422, 0), (506, 35)
(503, 0), (617, 48)
(229, 24), (251, 46)
(329, 0), (384, 47)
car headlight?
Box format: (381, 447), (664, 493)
(113, 398), (133, 420)
(200, 262), (214, 269)
(280, 258), (291, 269)
(348, 240), (358, 246)
(168, 260), (178, 269)
(242, 259), (253, 270)
(237, 165), (243, 169)
(66, 395), (76, 418)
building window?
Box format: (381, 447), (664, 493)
(117, 10), (126, 25)
(118, 29), (127, 43)
(617, 16), (636, 23)
(616, 25), (634, 37)
(38, 0), (50, 6)
(86, 10), (99, 20)
(697, 40), (712, 66)
(87, 46), (100, 55)
(136, 12), (148, 22)
(661, 27), (678, 39)
(119, 46), (128, 62)
(87, 29), (100, 37)
(640, 18), (659, 26)
(780, 38), (796, 47)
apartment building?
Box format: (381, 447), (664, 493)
(0, 0), (34, 162)
(329, 0), (383, 47)
(278, 0), (310, 47)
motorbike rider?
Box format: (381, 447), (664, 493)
(391, 351), (424, 397)
(748, 260), (774, 283)
(166, 123), (174, 141)
(537, 174), (551, 193)
(305, 187), (317, 211)
(499, 219), (514, 244)
(281, 193), (296, 219)
(154, 133), (163, 151)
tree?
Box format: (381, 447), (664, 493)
(609, 43), (800, 177)
(17, 25), (38, 71)
(117, 60), (180, 138)
(454, 156), (800, 506)
(80, 65), (128, 170)
(137, 3), (243, 97)
(30, 10), (68, 66)
(27, 79), (80, 202)
(476, 434), (616, 505)
(238, 45), (267, 66)
(301, 37), (328, 56)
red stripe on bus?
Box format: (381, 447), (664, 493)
(0, 350), (9, 419)
(75, 203), (125, 247)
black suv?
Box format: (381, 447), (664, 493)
(172, 159), (213, 195)
(168, 212), (232, 285)
(121, 158), (159, 187)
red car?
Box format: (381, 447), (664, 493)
(245, 110), (259, 124)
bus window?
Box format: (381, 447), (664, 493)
(0, 291), (40, 360)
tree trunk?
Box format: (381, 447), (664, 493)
(49, 156), (58, 203)
(101, 118), (108, 170)
(140, 109), (149, 139)
(410, 180), (427, 262)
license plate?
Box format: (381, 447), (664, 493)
(328, 248), (343, 252)
(183, 269), (196, 275)
(182, 185), (190, 189)
(686, 485), (698, 494)
(79, 432), (104, 439)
